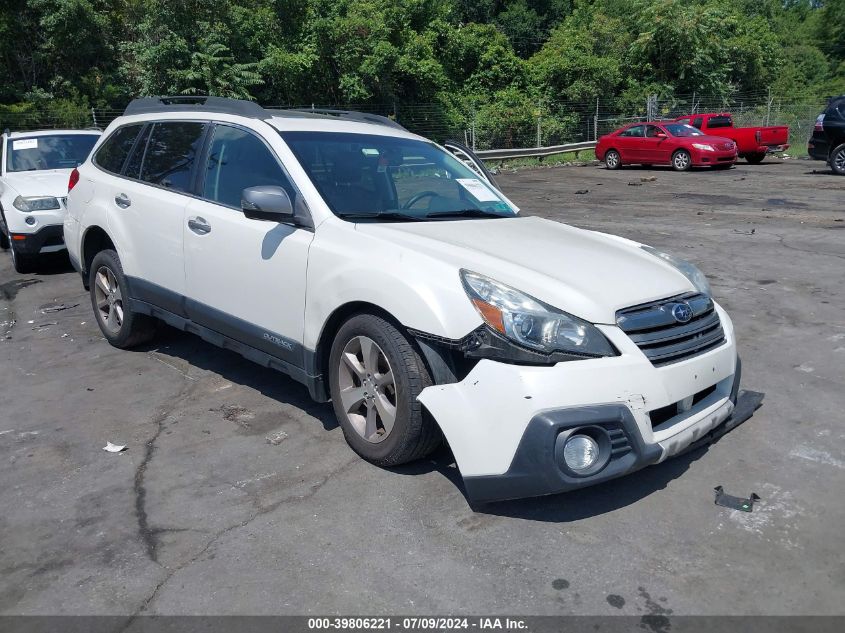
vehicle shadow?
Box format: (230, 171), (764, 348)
(395, 390), (764, 522)
(133, 324), (339, 431)
(131, 325), (764, 521)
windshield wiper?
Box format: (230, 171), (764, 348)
(425, 209), (509, 219)
(341, 211), (423, 222)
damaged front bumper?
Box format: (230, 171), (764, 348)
(417, 305), (741, 503)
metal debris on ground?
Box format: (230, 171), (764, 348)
(574, 189), (589, 194)
(714, 486), (760, 512)
(628, 181), (643, 186)
(641, 176), (657, 182)
(266, 431), (289, 445)
(103, 441), (127, 453)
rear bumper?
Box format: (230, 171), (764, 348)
(9, 224), (65, 254)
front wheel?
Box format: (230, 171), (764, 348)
(89, 249), (156, 348)
(672, 150), (692, 171)
(831, 144), (845, 175)
(329, 313), (441, 466)
(9, 241), (36, 274)
(604, 150), (621, 170)
(746, 153), (766, 164)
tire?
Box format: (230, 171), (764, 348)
(9, 242), (36, 274)
(89, 249), (156, 348)
(328, 313), (441, 466)
(672, 149), (692, 171)
(831, 144), (845, 176)
(0, 223), (9, 250)
(604, 150), (621, 170)
(746, 153), (765, 164)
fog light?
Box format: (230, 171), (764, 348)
(25, 216), (36, 226)
(563, 435), (600, 472)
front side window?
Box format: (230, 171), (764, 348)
(202, 125), (294, 208)
(645, 125), (663, 138)
(6, 134), (100, 173)
(280, 131), (516, 221)
(95, 125), (143, 175)
(139, 122), (206, 193)
(664, 123), (704, 137)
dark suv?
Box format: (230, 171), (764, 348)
(808, 95), (845, 175)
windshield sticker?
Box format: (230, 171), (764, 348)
(456, 178), (499, 202)
(361, 148), (379, 156)
(12, 138), (38, 151)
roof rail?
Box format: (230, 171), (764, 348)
(123, 96), (408, 132)
(124, 96), (267, 118)
(284, 108), (407, 131)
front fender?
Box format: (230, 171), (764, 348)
(303, 219), (481, 350)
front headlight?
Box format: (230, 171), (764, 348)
(640, 246), (711, 296)
(460, 270), (615, 357)
(13, 195), (60, 211)
(692, 143), (715, 151)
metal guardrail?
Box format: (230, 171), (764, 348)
(474, 141), (597, 161)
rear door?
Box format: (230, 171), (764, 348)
(101, 120), (207, 312)
(182, 123), (313, 367)
(616, 125), (645, 161)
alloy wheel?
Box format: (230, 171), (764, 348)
(94, 266), (124, 334)
(337, 335), (397, 443)
(834, 148), (845, 173)
(674, 152), (690, 170)
(606, 151), (620, 168)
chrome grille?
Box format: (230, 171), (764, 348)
(616, 293), (725, 366)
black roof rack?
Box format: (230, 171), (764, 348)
(124, 96), (408, 131)
(124, 96), (267, 118)
(283, 108), (407, 131)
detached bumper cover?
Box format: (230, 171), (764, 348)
(418, 304), (740, 502)
(10, 224), (65, 254)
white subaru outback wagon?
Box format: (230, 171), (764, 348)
(1, 129), (101, 272)
(65, 96), (741, 502)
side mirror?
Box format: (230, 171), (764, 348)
(655, 131), (667, 138)
(241, 186), (294, 222)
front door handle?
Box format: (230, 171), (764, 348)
(114, 193), (131, 208)
(187, 216), (211, 235)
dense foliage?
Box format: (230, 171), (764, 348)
(1, 0), (843, 137)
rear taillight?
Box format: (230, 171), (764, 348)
(68, 167), (80, 192)
(814, 114), (825, 132)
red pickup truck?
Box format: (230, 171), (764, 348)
(673, 113), (789, 163)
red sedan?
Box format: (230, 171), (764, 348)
(595, 122), (738, 171)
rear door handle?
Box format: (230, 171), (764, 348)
(114, 193), (131, 208)
(187, 216), (211, 235)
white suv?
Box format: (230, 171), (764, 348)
(1, 129), (101, 272)
(65, 97), (741, 502)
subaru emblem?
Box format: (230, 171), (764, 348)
(672, 302), (694, 323)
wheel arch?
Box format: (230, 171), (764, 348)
(81, 225), (116, 287)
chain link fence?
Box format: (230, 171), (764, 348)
(0, 92), (827, 154)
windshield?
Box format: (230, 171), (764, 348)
(663, 124), (704, 137)
(6, 134), (100, 173)
(280, 131), (517, 221)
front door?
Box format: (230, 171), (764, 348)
(183, 123), (313, 369)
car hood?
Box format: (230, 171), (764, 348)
(688, 134), (735, 146)
(355, 216), (695, 324)
(1, 169), (72, 198)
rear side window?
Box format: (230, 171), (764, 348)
(707, 116), (732, 128)
(124, 125), (153, 180)
(139, 122), (206, 193)
(620, 125), (645, 137)
(95, 124), (143, 175)
(202, 125), (294, 208)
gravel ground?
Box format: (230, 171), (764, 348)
(0, 157), (843, 617)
